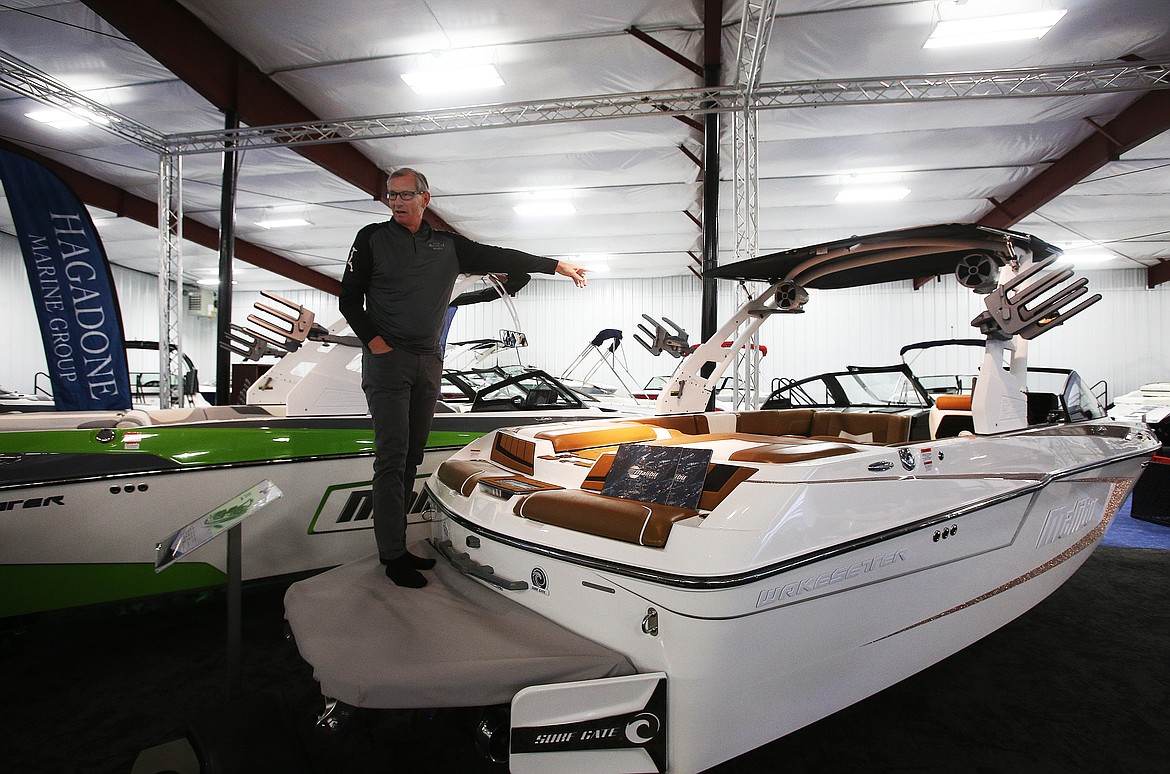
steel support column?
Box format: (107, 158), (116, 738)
(216, 110), (239, 406)
(157, 152), (183, 409)
(728, 0), (777, 410)
(700, 0), (723, 348)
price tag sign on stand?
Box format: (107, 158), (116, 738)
(155, 480), (283, 572)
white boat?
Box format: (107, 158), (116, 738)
(284, 224), (1159, 773)
(0, 277), (624, 619)
(0, 384), (56, 412)
(1110, 381), (1170, 437)
(1109, 382), (1170, 525)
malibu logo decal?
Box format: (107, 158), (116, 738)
(309, 484), (376, 534)
(1035, 497), (1099, 548)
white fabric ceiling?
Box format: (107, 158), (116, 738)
(0, 0), (1168, 290)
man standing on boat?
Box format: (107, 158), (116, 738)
(340, 168), (588, 587)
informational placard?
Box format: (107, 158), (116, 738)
(154, 480), (283, 572)
(601, 444), (712, 509)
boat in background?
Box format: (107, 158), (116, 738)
(0, 385), (56, 412)
(762, 338), (1113, 443)
(0, 340), (206, 413)
(1110, 382), (1170, 526)
(284, 224), (1158, 774)
(0, 276), (625, 619)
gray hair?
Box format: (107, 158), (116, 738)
(390, 167), (429, 193)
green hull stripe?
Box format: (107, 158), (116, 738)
(0, 427), (481, 467)
(0, 563), (227, 618)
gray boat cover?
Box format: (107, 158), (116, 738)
(284, 545), (636, 708)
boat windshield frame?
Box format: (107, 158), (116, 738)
(763, 364), (932, 410)
(440, 367), (585, 412)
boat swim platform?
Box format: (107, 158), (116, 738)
(283, 542), (635, 710)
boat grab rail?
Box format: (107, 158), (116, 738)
(433, 538), (528, 591)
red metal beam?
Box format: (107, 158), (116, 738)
(1149, 259), (1170, 289)
(979, 89), (1170, 227)
(627, 26), (705, 77)
(82, 0), (467, 279)
(1, 139), (342, 295)
(81, 0), (386, 199)
(910, 88), (1170, 288)
(976, 88), (1170, 290)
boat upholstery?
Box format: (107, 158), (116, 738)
(437, 459), (500, 496)
(733, 409), (816, 437)
(533, 422), (659, 453)
(645, 431), (791, 447)
(632, 413), (711, 435)
(808, 411), (911, 444)
(490, 431), (537, 474)
(513, 488), (698, 547)
(931, 394), (975, 439)
(728, 440), (860, 464)
(935, 394), (973, 411)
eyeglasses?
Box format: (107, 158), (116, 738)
(386, 190), (424, 201)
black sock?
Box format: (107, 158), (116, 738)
(383, 555), (427, 588)
(405, 549), (435, 569)
(380, 549), (435, 570)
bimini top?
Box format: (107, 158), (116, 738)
(704, 224), (1061, 289)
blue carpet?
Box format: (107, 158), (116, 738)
(1103, 494), (1170, 549)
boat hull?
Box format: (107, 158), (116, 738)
(424, 449), (1142, 773)
(0, 449), (451, 617)
(0, 410), (607, 618)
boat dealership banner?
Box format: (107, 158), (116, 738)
(0, 148), (131, 410)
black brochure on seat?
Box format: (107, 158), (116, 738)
(601, 444), (712, 509)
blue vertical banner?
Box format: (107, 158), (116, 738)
(0, 148), (131, 410)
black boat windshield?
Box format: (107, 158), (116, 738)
(444, 368), (585, 412)
(764, 365), (931, 410)
(1027, 368), (1106, 423)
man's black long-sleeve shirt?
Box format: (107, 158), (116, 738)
(339, 219), (557, 355)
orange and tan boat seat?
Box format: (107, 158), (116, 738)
(437, 459), (501, 496)
(733, 409), (816, 437)
(809, 411), (910, 444)
(930, 394), (975, 439)
(632, 414), (711, 435)
(513, 488), (698, 547)
(533, 422), (660, 453)
(728, 440), (860, 464)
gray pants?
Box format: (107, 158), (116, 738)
(361, 347), (443, 559)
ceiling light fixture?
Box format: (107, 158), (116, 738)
(834, 187), (910, 203)
(402, 64), (504, 94)
(401, 49), (504, 95)
(254, 217), (311, 229)
(924, 8), (1068, 49)
(1056, 248), (1116, 265)
(25, 107), (111, 129)
(513, 189), (577, 218)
